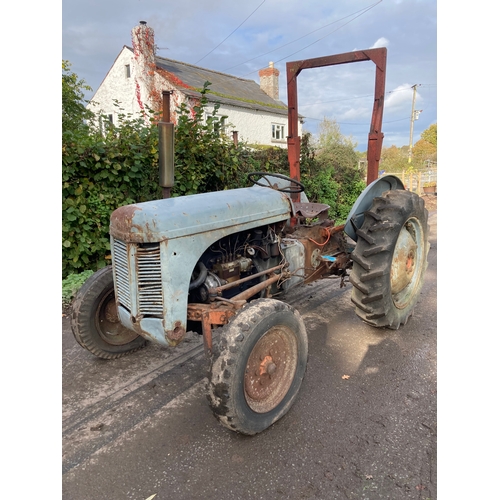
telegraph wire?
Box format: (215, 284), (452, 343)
(223, 0), (382, 72)
(303, 116), (410, 125)
(299, 84), (436, 108)
(194, 0), (266, 65)
(239, 0), (382, 78)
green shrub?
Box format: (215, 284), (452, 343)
(62, 107), (161, 278)
(62, 270), (95, 307)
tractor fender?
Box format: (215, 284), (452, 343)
(344, 175), (405, 241)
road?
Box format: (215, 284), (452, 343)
(62, 210), (437, 500)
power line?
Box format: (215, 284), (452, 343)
(303, 116), (410, 125)
(239, 0), (382, 78)
(223, 1), (381, 72)
(271, 2), (382, 66)
(299, 84), (436, 108)
(194, 0), (266, 65)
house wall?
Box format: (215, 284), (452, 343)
(88, 46), (302, 147)
(205, 103), (302, 149)
(88, 48), (141, 124)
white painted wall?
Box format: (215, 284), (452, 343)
(205, 103), (297, 148)
(88, 48), (302, 148)
(88, 48), (141, 125)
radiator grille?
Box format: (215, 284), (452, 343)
(137, 244), (163, 316)
(113, 240), (163, 317)
(113, 239), (132, 311)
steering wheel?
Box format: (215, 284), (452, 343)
(247, 172), (305, 194)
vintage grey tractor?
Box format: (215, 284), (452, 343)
(71, 48), (430, 435)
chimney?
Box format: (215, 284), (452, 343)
(132, 21), (156, 110)
(259, 62), (279, 100)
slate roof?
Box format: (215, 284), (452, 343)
(130, 46), (288, 116)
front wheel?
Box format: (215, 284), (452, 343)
(71, 266), (147, 359)
(350, 190), (430, 329)
(207, 298), (308, 435)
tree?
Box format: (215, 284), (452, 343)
(413, 123), (437, 167)
(379, 145), (408, 173)
(62, 60), (94, 134)
(420, 123), (437, 148)
(303, 119), (365, 222)
(314, 118), (358, 174)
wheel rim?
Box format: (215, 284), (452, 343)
(390, 217), (425, 309)
(244, 325), (298, 413)
(95, 290), (140, 346)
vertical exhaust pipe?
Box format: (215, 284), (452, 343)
(158, 90), (175, 198)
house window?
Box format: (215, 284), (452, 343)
(218, 117), (227, 136)
(206, 113), (228, 136)
(108, 114), (114, 124)
(272, 123), (285, 141)
(125, 64), (131, 78)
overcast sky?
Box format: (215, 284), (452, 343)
(62, 0), (437, 151)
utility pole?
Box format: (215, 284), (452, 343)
(408, 84), (422, 164)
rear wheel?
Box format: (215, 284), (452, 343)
(71, 266), (147, 359)
(207, 298), (308, 435)
(350, 190), (430, 329)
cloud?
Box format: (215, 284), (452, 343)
(385, 84), (416, 111)
(371, 37), (389, 49)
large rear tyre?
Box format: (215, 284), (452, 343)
(350, 190), (430, 329)
(71, 266), (147, 359)
(207, 298), (308, 435)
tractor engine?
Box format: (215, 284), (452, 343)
(188, 225), (282, 304)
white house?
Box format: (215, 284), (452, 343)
(88, 21), (303, 148)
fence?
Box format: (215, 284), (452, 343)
(380, 167), (437, 195)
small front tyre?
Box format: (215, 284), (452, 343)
(70, 266), (147, 359)
(207, 298), (308, 435)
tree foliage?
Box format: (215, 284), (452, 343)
(315, 118), (359, 173)
(62, 105), (162, 277)
(413, 123), (437, 165)
(62, 60), (94, 134)
(62, 63), (162, 277)
(172, 82), (241, 195)
(306, 119), (365, 220)
(420, 123), (437, 147)
(378, 123), (437, 172)
(380, 145), (408, 173)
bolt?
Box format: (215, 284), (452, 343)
(267, 362), (277, 375)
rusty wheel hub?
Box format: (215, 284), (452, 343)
(390, 218), (425, 309)
(244, 326), (298, 413)
(96, 291), (140, 346)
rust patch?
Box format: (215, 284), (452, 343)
(110, 205), (165, 243)
(110, 205), (143, 240)
(166, 321), (186, 344)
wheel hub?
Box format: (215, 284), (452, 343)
(390, 218), (424, 309)
(104, 300), (119, 323)
(259, 355), (277, 376)
(244, 326), (298, 413)
(97, 291), (140, 346)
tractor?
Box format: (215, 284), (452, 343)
(71, 48), (429, 435)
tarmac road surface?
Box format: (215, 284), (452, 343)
(62, 210), (437, 500)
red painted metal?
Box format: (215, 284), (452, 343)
(286, 48), (387, 200)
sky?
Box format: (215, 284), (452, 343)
(62, 0), (437, 152)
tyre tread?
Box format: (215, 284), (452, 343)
(70, 267), (147, 359)
(350, 190), (429, 329)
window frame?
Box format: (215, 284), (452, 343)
(272, 123), (285, 142)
